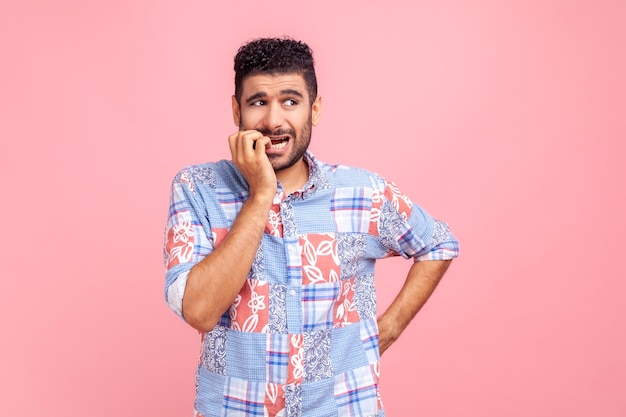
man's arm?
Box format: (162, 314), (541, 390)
(377, 259), (452, 355)
(182, 131), (275, 332)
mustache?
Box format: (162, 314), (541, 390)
(256, 128), (296, 137)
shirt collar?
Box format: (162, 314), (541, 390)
(279, 151), (329, 200)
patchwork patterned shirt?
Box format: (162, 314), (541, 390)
(164, 152), (459, 417)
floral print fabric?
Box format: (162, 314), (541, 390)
(165, 152), (459, 416)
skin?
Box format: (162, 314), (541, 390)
(233, 73), (322, 195)
(377, 259), (452, 355)
(182, 74), (320, 331)
(182, 72), (452, 356)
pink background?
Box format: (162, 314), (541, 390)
(1, 0), (625, 416)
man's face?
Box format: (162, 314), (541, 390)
(232, 73), (321, 173)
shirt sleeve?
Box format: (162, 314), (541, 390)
(163, 168), (215, 319)
(415, 218), (460, 261)
(375, 178), (459, 261)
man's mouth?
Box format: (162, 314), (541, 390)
(269, 136), (289, 150)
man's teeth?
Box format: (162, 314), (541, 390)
(269, 138), (288, 149)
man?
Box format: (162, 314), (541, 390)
(164, 37), (459, 417)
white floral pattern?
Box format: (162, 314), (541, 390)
(300, 233), (340, 284)
(290, 334), (304, 383)
(378, 199), (405, 255)
(354, 273), (377, 320)
(268, 284), (288, 333)
(200, 326), (227, 374)
(266, 205), (283, 237)
(284, 383), (302, 417)
(303, 330), (333, 382)
(385, 181), (413, 221)
(165, 221), (194, 268)
(337, 233), (366, 279)
(335, 279), (359, 327)
(164, 152), (459, 417)
(174, 165), (216, 193)
(431, 219), (452, 248)
(230, 279), (269, 333)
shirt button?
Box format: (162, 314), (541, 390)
(289, 289), (296, 296)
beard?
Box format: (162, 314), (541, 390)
(240, 114), (312, 173)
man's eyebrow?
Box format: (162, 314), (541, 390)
(280, 89), (304, 98)
(245, 92), (267, 104)
(245, 89), (305, 105)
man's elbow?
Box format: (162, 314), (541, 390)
(182, 302), (220, 333)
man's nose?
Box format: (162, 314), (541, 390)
(262, 102), (284, 132)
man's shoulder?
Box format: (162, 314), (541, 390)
(172, 159), (245, 190)
(175, 159), (233, 174)
(313, 156), (386, 190)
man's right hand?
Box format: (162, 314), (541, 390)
(228, 130), (277, 200)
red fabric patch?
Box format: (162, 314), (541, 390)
(165, 222), (194, 269)
(229, 280), (270, 333)
(299, 233), (340, 285)
(384, 182), (413, 221)
(287, 334), (304, 385)
(369, 190), (384, 237)
(264, 383), (286, 415)
(334, 278), (360, 328)
(265, 204), (283, 237)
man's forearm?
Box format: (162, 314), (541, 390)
(377, 259), (452, 355)
(182, 195), (272, 332)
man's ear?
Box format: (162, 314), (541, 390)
(231, 95), (240, 127)
(311, 96), (322, 126)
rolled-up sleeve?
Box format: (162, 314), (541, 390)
(375, 178), (459, 262)
(163, 169), (214, 319)
(415, 219), (459, 261)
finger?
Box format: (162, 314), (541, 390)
(228, 131), (241, 158)
(230, 130), (257, 161)
(253, 136), (271, 155)
(239, 130), (262, 155)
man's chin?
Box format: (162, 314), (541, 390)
(269, 156), (300, 173)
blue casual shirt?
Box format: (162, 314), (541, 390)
(164, 152), (459, 416)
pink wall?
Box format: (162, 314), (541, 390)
(1, 1), (624, 416)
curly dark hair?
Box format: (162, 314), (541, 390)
(234, 37), (317, 105)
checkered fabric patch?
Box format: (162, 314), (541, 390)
(334, 365), (381, 416)
(215, 187), (246, 225)
(360, 317), (380, 364)
(330, 187), (372, 233)
(303, 283), (340, 331)
(267, 333), (289, 384)
(223, 378), (266, 416)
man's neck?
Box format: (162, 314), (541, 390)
(276, 158), (309, 195)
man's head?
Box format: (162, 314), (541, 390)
(233, 37), (317, 106)
(231, 37), (322, 176)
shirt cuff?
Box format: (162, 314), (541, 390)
(415, 220), (460, 261)
(166, 270), (190, 319)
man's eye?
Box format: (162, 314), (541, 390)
(284, 99), (298, 106)
(251, 100), (265, 106)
